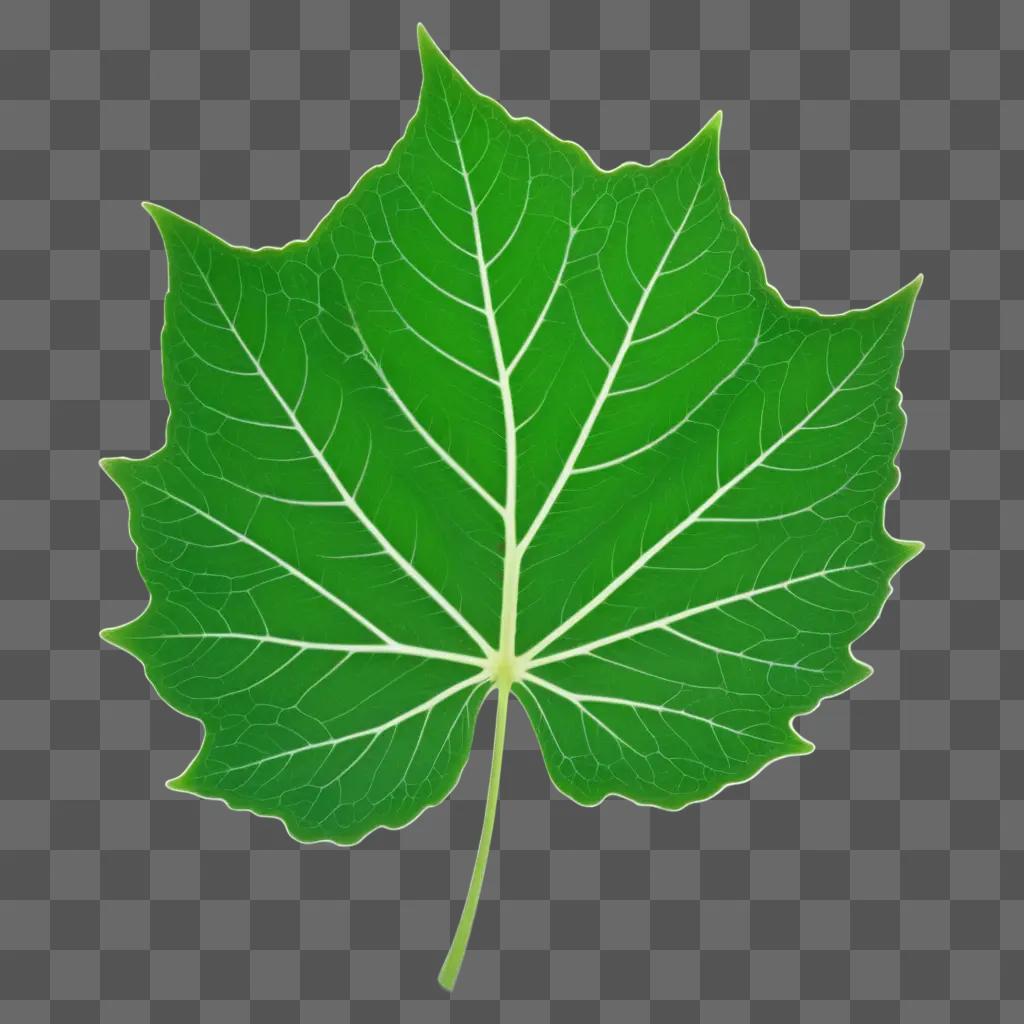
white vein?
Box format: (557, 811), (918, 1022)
(524, 334), (885, 662)
(135, 631), (488, 668)
(526, 561), (878, 668)
(521, 671), (769, 743)
(226, 670), (490, 772)
(183, 249), (492, 656)
(146, 484), (396, 644)
(516, 150), (714, 557)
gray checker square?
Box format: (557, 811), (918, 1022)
(0, 0), (1019, 1020)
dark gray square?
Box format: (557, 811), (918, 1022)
(901, 550), (951, 599)
(151, 0), (199, 50)
(200, 51), (251, 100)
(51, 101), (101, 149)
(501, 850), (550, 899)
(100, 749), (149, 798)
(51, 0), (99, 50)
(900, 851), (949, 899)
(151, 801), (200, 849)
(950, 900), (999, 949)
(51, 699), (100, 749)
(550, 1), (600, 49)
(950, 801), (1000, 850)
(800, 750), (850, 798)
(651, 899), (698, 949)
(800, 251), (850, 300)
(701, 950), (749, 999)
(100, 150), (150, 200)
(100, 51), (150, 99)
(349, 100), (399, 150)
(801, 950), (849, 999)
(800, 851), (850, 899)
(51, 900), (100, 949)
(900, 950), (950, 999)
(300, 950), (349, 999)
(251, 0), (300, 50)
(300, 150), (349, 199)
(0, 453), (48, 498)
(1003, 51), (1024, 99)
(750, 799), (799, 849)
(400, 851), (449, 899)
(851, 900), (898, 949)
(601, 851), (650, 899)
(200, 949), (250, 999)
(299, 849), (349, 899)
(52, 800), (99, 848)
(949, 701), (1000, 749)
(750, 101), (800, 149)
(950, 0), (1000, 49)
(251, 899), (300, 949)
(750, 0), (799, 49)
(200, 851), (250, 899)
(700, 850), (749, 898)
(700, 52), (750, 100)
(0, 49), (50, 99)
(0, 951), (49, 999)
(0, 851), (49, 899)
(801, 52), (850, 100)
(851, 101), (899, 150)
(901, 751), (950, 799)
(601, 950), (650, 999)
(652, 0), (699, 49)
(52, 1002), (102, 1024)
(851, 0), (899, 49)
(551, 898), (599, 949)
(151, 100), (201, 149)
(51, 598), (100, 649)
(200, 151), (250, 199)
(901, 150), (950, 198)
(100, 252), (150, 300)
(550, 100), (600, 150)
(251, 200), (301, 248)
(950, 101), (1000, 150)
(352, 0), (399, 50)
(901, 51), (950, 99)
(499, 950), (550, 999)
(101, 549), (147, 599)
(501, 51), (551, 101)
(300, 51), (349, 100)
(51, 500), (100, 549)
(951, 200), (1000, 249)
(100, 851), (150, 898)
(0, 152), (50, 199)
(151, 900), (199, 949)
(601, 51), (650, 100)
(0, 351), (48, 399)
(51, 200), (101, 250)
(801, 151), (850, 199)
(750, 900), (799, 949)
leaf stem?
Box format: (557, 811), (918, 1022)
(437, 683), (510, 991)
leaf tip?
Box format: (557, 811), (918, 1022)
(899, 538), (926, 563)
(99, 455), (123, 482)
(416, 22), (446, 67)
(99, 625), (125, 650)
(904, 272), (924, 300)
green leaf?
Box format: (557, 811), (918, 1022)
(102, 26), (922, 990)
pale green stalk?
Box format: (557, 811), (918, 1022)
(437, 681), (510, 991)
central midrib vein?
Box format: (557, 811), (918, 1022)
(446, 96), (520, 683)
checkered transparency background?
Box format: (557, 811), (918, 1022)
(0, 0), (1021, 1020)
